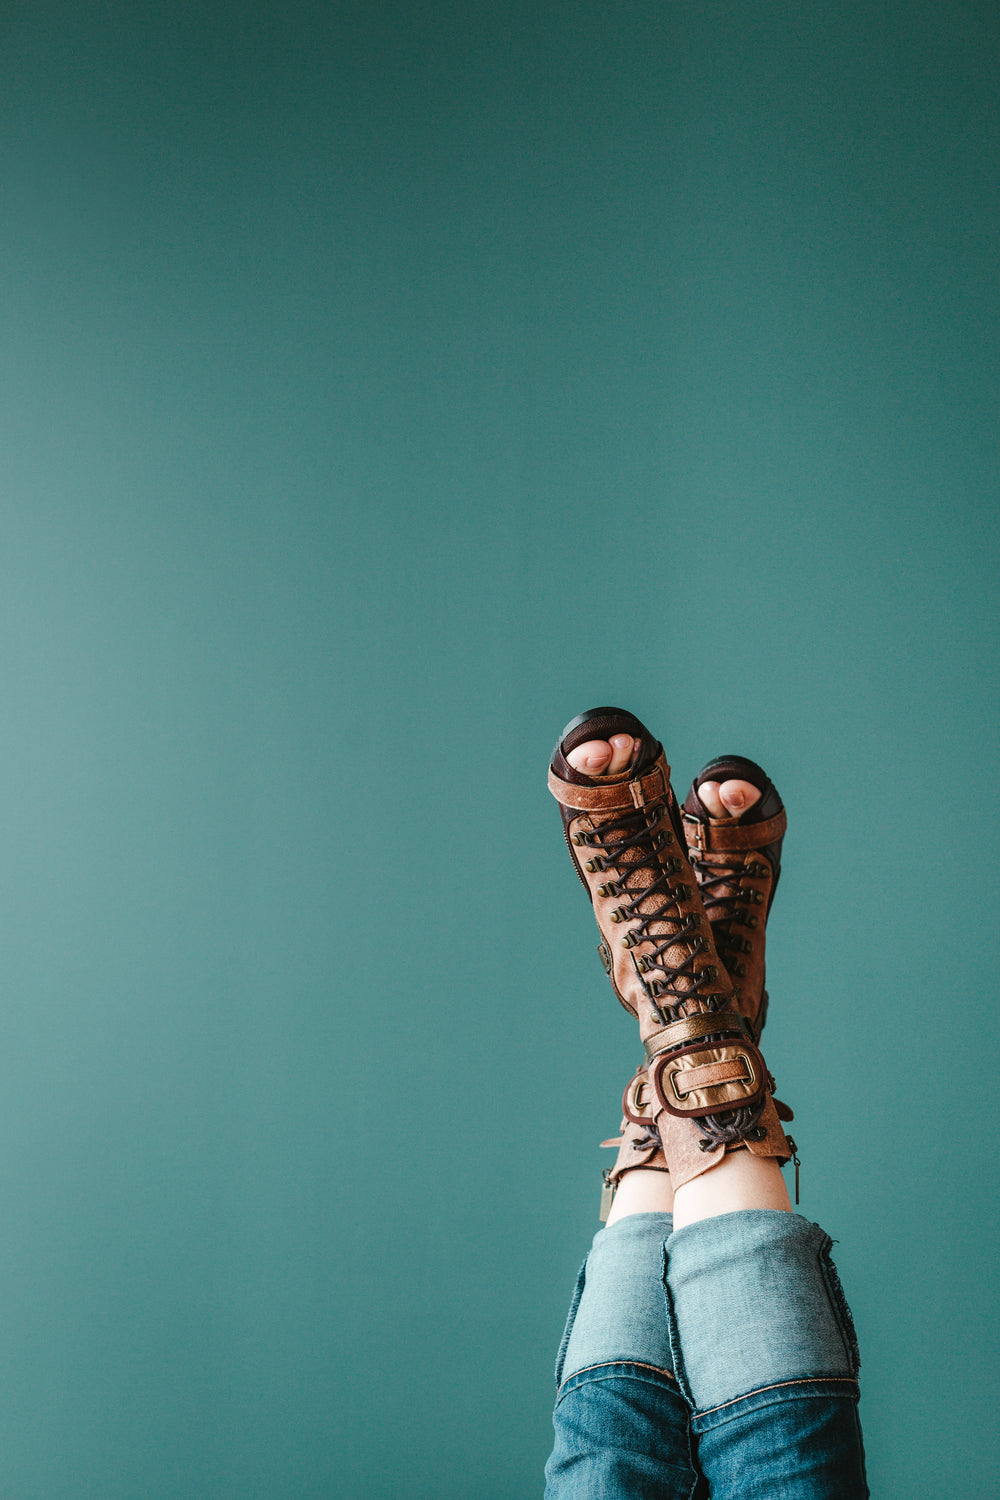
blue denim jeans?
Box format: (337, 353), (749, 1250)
(545, 1210), (868, 1499)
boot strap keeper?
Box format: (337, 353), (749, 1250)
(643, 1009), (750, 1060)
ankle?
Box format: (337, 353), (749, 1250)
(670, 1149), (791, 1230)
(605, 1168), (675, 1224)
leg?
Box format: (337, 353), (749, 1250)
(546, 713), (868, 1498)
(668, 758), (868, 1497)
(548, 1062), (695, 1497)
(664, 1206), (867, 1500)
(546, 1212), (699, 1500)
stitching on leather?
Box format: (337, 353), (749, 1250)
(696, 1375), (859, 1417)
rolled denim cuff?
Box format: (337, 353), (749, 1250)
(664, 1210), (860, 1412)
(558, 1212), (675, 1384)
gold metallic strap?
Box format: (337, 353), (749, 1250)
(643, 1009), (750, 1059)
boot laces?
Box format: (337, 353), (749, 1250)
(584, 805), (724, 1024)
(689, 855), (759, 963)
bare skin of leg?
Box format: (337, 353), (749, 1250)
(569, 733), (793, 1231)
(606, 1169), (674, 1224)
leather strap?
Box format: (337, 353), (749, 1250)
(681, 807), (787, 853)
(650, 1040), (768, 1119)
(547, 754), (671, 813)
(670, 1057), (752, 1095)
(643, 1009), (750, 1059)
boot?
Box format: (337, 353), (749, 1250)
(549, 708), (790, 1190)
(599, 1065), (668, 1220)
(681, 755), (787, 1044)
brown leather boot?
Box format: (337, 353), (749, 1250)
(599, 1066), (668, 1220)
(549, 708), (791, 1190)
(681, 755), (787, 1044)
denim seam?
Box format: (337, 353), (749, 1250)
(818, 1236), (862, 1375)
(661, 1241), (695, 1408)
(695, 1374), (860, 1418)
(553, 1256), (588, 1387)
(557, 1358), (676, 1394)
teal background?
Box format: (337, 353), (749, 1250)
(1, 2), (997, 1495)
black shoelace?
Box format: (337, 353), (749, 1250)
(581, 806), (723, 1027)
(585, 808), (768, 1148)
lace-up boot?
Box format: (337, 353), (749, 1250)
(548, 709), (790, 1190)
(681, 756), (787, 1044)
(599, 1066), (668, 1219)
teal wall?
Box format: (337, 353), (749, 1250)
(2, 2), (997, 1495)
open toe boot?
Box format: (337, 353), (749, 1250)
(549, 709), (791, 1191)
(599, 1065), (668, 1219)
(681, 756), (787, 1045)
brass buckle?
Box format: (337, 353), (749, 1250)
(681, 814), (706, 851)
(622, 1070), (654, 1124)
(668, 1050), (757, 1102)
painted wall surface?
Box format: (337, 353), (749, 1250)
(1, 3), (997, 1495)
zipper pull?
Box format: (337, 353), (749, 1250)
(786, 1136), (801, 1205)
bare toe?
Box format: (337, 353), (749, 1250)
(607, 733), (634, 774)
(697, 780), (727, 818)
(718, 779), (762, 816)
(566, 734), (634, 776)
(697, 779), (763, 818)
(566, 739), (614, 774)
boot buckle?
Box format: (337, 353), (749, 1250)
(649, 1040), (768, 1118)
(682, 814), (707, 852)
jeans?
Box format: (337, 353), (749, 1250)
(545, 1211), (868, 1499)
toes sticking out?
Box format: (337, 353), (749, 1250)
(562, 736), (764, 818)
(697, 779), (762, 820)
(566, 734), (634, 776)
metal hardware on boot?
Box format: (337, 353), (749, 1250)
(622, 1070), (654, 1124)
(787, 1135), (801, 1204)
(649, 1040), (768, 1119)
(669, 1052), (756, 1102)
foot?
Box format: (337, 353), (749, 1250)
(564, 733), (636, 777)
(567, 737), (762, 820)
